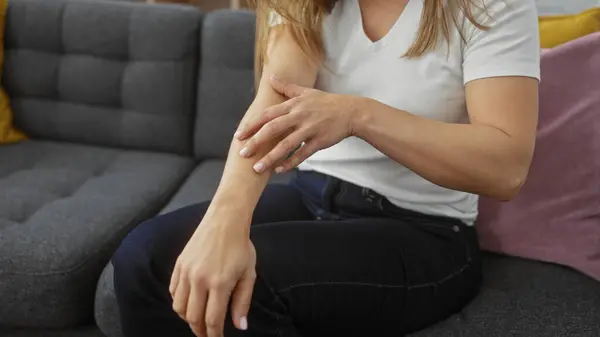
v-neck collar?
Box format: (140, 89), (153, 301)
(352, 0), (416, 52)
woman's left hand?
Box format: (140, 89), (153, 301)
(235, 76), (361, 173)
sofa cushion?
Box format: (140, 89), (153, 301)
(477, 32), (600, 282)
(0, 140), (194, 328)
(194, 10), (256, 159)
(411, 254), (600, 336)
(539, 7), (600, 48)
(3, 0), (200, 154)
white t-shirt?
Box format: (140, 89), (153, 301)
(271, 0), (541, 224)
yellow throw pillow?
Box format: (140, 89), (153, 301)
(0, 0), (26, 144)
(539, 7), (600, 49)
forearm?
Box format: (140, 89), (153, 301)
(354, 98), (533, 200)
(210, 97), (285, 216)
(209, 25), (318, 224)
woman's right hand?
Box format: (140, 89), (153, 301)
(169, 205), (257, 337)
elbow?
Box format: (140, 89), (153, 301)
(487, 164), (530, 202)
(490, 175), (526, 202)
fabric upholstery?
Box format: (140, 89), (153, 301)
(3, 0), (200, 154)
(94, 263), (123, 337)
(0, 140), (194, 328)
(0, 0), (26, 144)
(477, 32), (600, 281)
(539, 7), (600, 48)
(194, 10), (256, 159)
(411, 254), (600, 336)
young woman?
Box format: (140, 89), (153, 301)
(112, 0), (540, 336)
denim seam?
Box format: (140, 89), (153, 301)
(258, 273), (285, 337)
(277, 261), (472, 294)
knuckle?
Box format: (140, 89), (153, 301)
(205, 317), (221, 330)
(279, 139), (293, 151)
(208, 275), (228, 288)
(262, 107), (274, 118)
(290, 97), (302, 106)
(264, 121), (279, 133)
(189, 269), (208, 285)
(294, 107), (309, 118)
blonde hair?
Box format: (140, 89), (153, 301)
(248, 0), (489, 88)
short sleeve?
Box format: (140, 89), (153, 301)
(462, 0), (541, 84)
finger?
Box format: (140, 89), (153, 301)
(190, 324), (205, 337)
(169, 262), (181, 298)
(235, 101), (294, 141)
(186, 283), (208, 337)
(172, 275), (191, 321)
(275, 140), (321, 174)
(230, 269), (256, 331)
(269, 75), (307, 98)
(239, 114), (298, 159)
(205, 287), (232, 337)
(254, 130), (308, 173)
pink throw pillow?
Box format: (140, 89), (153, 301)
(477, 32), (600, 281)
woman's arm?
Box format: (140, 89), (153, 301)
(210, 25), (318, 223)
(236, 75), (538, 202)
(169, 24), (319, 337)
(353, 76), (538, 201)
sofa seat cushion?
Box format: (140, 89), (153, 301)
(0, 140), (194, 328)
(411, 254), (600, 336)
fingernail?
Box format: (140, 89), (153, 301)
(253, 162), (265, 173)
(239, 147), (249, 157)
(275, 166), (284, 174)
(234, 130), (242, 139)
(240, 316), (248, 330)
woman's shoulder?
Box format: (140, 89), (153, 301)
(459, 0), (538, 31)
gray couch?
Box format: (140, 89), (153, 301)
(0, 0), (598, 336)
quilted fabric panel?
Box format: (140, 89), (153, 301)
(194, 10), (256, 159)
(0, 140), (194, 327)
(2, 0), (201, 154)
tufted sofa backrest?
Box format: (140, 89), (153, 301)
(3, 0), (201, 155)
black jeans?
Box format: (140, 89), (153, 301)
(112, 171), (482, 337)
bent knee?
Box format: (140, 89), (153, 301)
(112, 218), (165, 285)
(113, 214), (194, 288)
(111, 220), (152, 282)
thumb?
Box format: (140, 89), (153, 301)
(230, 268), (256, 331)
(269, 75), (306, 98)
